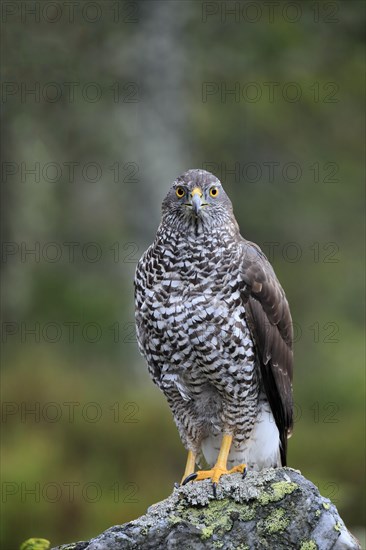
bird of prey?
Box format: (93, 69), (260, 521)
(134, 169), (293, 492)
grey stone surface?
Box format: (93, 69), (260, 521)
(52, 468), (361, 550)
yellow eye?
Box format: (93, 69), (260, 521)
(209, 187), (219, 197)
(176, 187), (185, 198)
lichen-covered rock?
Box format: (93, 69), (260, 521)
(51, 468), (360, 550)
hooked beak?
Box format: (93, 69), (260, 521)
(189, 187), (203, 215)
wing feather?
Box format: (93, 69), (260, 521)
(241, 240), (294, 466)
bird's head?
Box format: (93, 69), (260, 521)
(161, 169), (234, 230)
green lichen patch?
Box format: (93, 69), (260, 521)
(299, 541), (317, 550)
(201, 527), (214, 540)
(258, 481), (298, 505)
(322, 502), (330, 510)
(258, 508), (290, 534)
(171, 498), (255, 541)
(334, 521), (342, 532)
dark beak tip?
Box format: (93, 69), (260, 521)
(191, 195), (202, 215)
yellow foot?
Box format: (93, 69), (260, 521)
(182, 463), (247, 496)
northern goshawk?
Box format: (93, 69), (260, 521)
(134, 169), (293, 492)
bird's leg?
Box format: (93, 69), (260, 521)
(180, 450), (196, 484)
(182, 434), (246, 494)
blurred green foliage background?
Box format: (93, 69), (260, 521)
(1, 1), (365, 548)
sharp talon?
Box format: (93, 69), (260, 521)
(182, 472), (197, 485)
(242, 467), (247, 479)
(212, 482), (217, 498)
(174, 482), (179, 489)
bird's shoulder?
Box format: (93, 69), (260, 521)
(238, 238), (292, 339)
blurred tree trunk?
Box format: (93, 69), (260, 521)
(131, 1), (192, 240)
